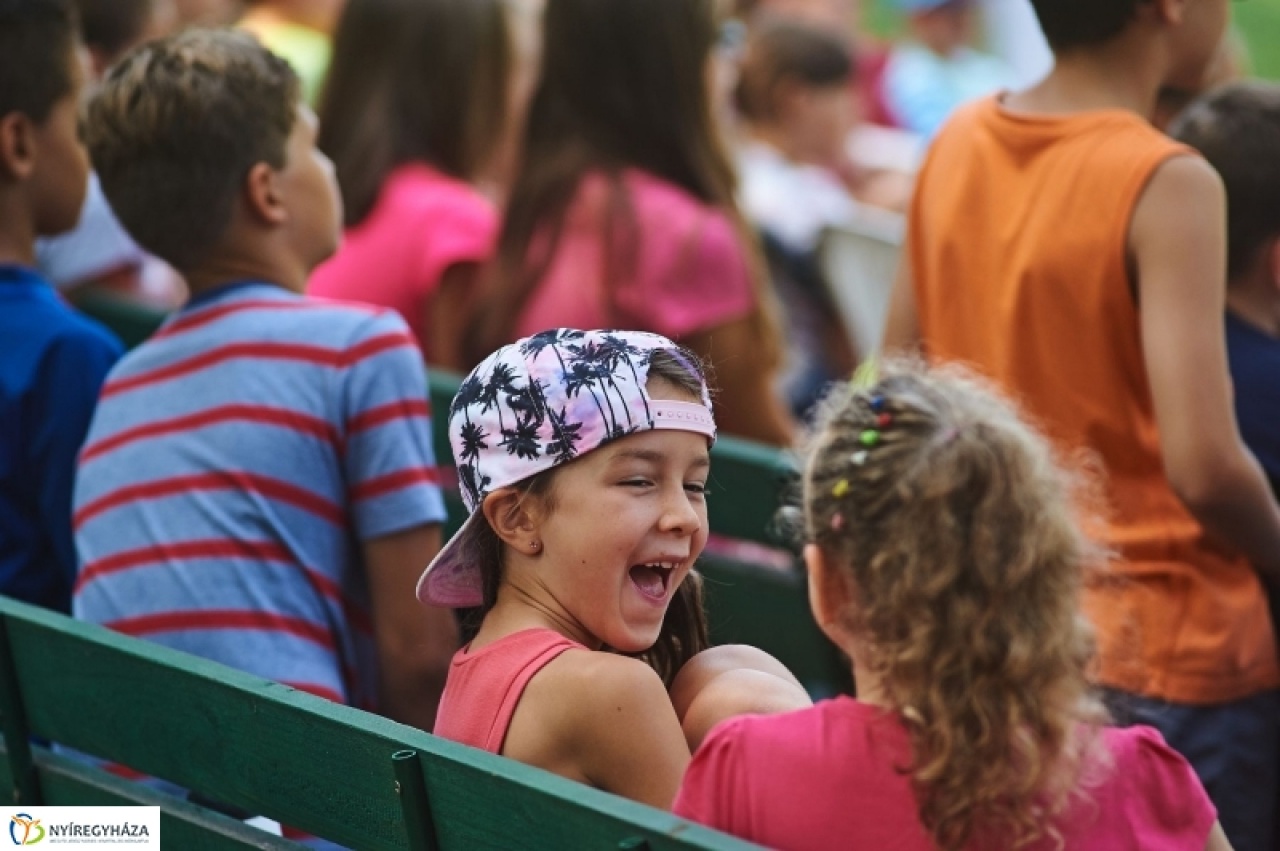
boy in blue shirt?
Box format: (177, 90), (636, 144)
(0, 0), (122, 613)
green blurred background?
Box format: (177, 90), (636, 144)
(864, 0), (1280, 80)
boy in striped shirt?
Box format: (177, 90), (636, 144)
(73, 29), (458, 733)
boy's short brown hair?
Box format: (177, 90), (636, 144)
(1171, 81), (1280, 281)
(84, 28), (300, 271)
(1029, 0), (1140, 51)
(0, 0), (78, 123)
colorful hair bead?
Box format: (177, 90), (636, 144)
(832, 479), (851, 498)
(859, 430), (880, 447)
(869, 394), (886, 413)
(831, 512), (846, 532)
(851, 450), (869, 466)
(876, 413), (893, 429)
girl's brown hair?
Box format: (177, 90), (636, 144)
(317, 0), (511, 227)
(465, 0), (781, 370)
(470, 348), (711, 685)
(803, 361), (1108, 850)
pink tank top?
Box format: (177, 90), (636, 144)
(433, 628), (582, 753)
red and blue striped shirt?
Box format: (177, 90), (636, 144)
(73, 283), (446, 710)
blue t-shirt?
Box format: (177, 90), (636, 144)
(1226, 311), (1280, 497)
(0, 265), (122, 612)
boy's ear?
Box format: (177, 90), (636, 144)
(1152, 0), (1185, 25)
(803, 543), (857, 653)
(481, 487), (540, 549)
(0, 112), (38, 181)
(243, 161), (288, 226)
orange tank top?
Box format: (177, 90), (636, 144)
(433, 628), (581, 753)
(910, 97), (1278, 704)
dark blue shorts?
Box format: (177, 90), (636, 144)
(1106, 688), (1280, 851)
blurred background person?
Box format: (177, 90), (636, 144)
(37, 0), (185, 308)
(878, 0), (1011, 139)
(467, 0), (796, 446)
(309, 0), (518, 369)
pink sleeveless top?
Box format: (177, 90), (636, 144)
(433, 628), (581, 753)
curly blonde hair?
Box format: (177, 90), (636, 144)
(803, 360), (1109, 850)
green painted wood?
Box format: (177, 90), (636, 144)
(74, 294), (167, 349)
(0, 598), (760, 851)
(698, 555), (851, 698)
(391, 750), (437, 851)
(402, 744), (764, 851)
(0, 748), (302, 850)
(0, 618), (40, 805)
(705, 435), (798, 548)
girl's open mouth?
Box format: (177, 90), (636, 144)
(629, 562), (677, 601)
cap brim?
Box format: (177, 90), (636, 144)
(416, 511), (489, 608)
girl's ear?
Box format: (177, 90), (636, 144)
(803, 543), (858, 655)
(481, 486), (540, 549)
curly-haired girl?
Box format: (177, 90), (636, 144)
(674, 361), (1229, 850)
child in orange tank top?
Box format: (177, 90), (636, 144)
(882, 1), (1280, 848)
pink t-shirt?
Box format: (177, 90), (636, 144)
(514, 169), (756, 342)
(433, 628), (581, 753)
(309, 162), (497, 347)
(674, 697), (1216, 851)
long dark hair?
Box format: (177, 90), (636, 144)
(467, 0), (780, 367)
(317, 0), (511, 226)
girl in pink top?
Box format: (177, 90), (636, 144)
(674, 362), (1230, 851)
(466, 0), (795, 446)
(309, 0), (512, 368)
(418, 328), (810, 809)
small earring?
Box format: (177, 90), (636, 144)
(529, 540), (541, 552)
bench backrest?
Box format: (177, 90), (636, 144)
(0, 597), (760, 850)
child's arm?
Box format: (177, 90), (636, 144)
(669, 645), (812, 752)
(1204, 821), (1234, 851)
(365, 523), (458, 732)
(1132, 155), (1280, 584)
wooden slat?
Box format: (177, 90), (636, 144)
(699, 555), (851, 698)
(74, 294), (167, 349)
(407, 745), (764, 851)
(0, 601), (426, 850)
(0, 746), (301, 850)
(705, 435), (797, 547)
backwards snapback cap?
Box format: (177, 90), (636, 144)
(416, 328), (716, 609)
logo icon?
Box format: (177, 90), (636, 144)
(9, 815), (43, 846)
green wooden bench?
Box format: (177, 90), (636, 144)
(74, 293), (168, 350)
(0, 596), (761, 850)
